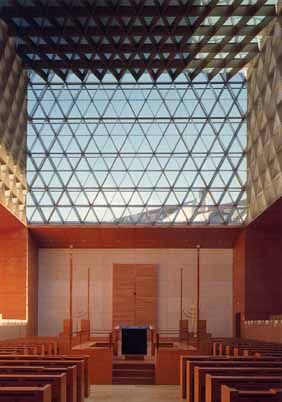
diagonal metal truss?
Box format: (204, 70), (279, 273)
(0, 0), (277, 82)
(27, 70), (247, 225)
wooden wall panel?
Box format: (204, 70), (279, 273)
(233, 231), (246, 335)
(245, 227), (282, 320)
(112, 264), (157, 328)
(0, 228), (27, 319)
(0, 218), (38, 329)
(113, 264), (136, 327)
(29, 225), (242, 249)
(27, 232), (38, 335)
(244, 323), (282, 343)
(244, 197), (282, 320)
(135, 265), (157, 327)
(71, 347), (112, 384)
(233, 197), (282, 340)
(0, 202), (25, 231)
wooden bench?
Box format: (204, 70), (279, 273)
(194, 366), (282, 402)
(0, 374), (67, 402)
(0, 359), (82, 402)
(0, 355), (88, 398)
(244, 349), (282, 358)
(213, 341), (282, 358)
(186, 359), (282, 402)
(230, 345), (282, 356)
(180, 355), (242, 398)
(213, 341), (282, 357)
(0, 346), (40, 355)
(61, 355), (90, 398)
(235, 347), (282, 357)
(180, 355), (282, 399)
(0, 386), (52, 402)
(0, 365), (77, 402)
(3, 345), (46, 355)
(0, 337), (60, 356)
(18, 355), (90, 398)
(221, 385), (282, 402)
(212, 340), (226, 356)
(213, 341), (235, 356)
(206, 375), (282, 402)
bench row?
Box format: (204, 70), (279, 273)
(180, 355), (282, 402)
(0, 385), (52, 402)
(212, 339), (282, 358)
(0, 354), (90, 402)
(0, 337), (60, 355)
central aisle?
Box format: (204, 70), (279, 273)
(87, 385), (183, 402)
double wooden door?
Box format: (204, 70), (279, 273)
(112, 264), (157, 328)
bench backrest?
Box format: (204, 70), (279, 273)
(0, 360), (82, 402)
(0, 386), (52, 402)
(0, 374), (67, 402)
(0, 366), (76, 402)
(221, 385), (282, 402)
(206, 375), (282, 402)
(186, 360), (282, 402)
(181, 355), (282, 400)
(195, 367), (282, 402)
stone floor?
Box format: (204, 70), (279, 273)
(86, 385), (184, 402)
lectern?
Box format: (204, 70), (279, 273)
(121, 326), (148, 355)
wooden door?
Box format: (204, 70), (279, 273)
(112, 264), (136, 328)
(112, 264), (157, 328)
(135, 264), (157, 326)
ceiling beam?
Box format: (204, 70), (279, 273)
(7, 21), (274, 38)
(1, 5), (276, 18)
(0, 2), (276, 82)
(16, 42), (259, 55)
(22, 58), (255, 70)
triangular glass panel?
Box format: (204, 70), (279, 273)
(49, 209), (63, 223)
(27, 71), (247, 225)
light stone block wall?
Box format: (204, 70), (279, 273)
(247, 13), (282, 221)
(0, 19), (27, 222)
(38, 248), (233, 338)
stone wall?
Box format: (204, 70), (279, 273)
(38, 248), (233, 338)
(0, 19), (27, 222)
(247, 13), (282, 221)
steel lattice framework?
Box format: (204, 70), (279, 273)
(0, 0), (277, 82)
(27, 71), (247, 224)
(1, 0), (271, 224)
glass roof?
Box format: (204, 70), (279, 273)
(26, 71), (247, 225)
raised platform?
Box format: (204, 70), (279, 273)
(112, 359), (155, 385)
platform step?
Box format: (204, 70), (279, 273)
(113, 369), (154, 377)
(112, 360), (155, 384)
(112, 377), (155, 385)
(113, 362), (154, 370)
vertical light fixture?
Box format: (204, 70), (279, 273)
(69, 245), (73, 348)
(180, 267), (183, 338)
(196, 244), (200, 346)
(87, 267), (90, 322)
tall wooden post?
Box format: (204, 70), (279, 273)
(69, 245), (73, 349)
(87, 267), (90, 322)
(196, 244), (200, 347)
(180, 267), (183, 338)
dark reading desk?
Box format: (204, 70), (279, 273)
(121, 326), (148, 355)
